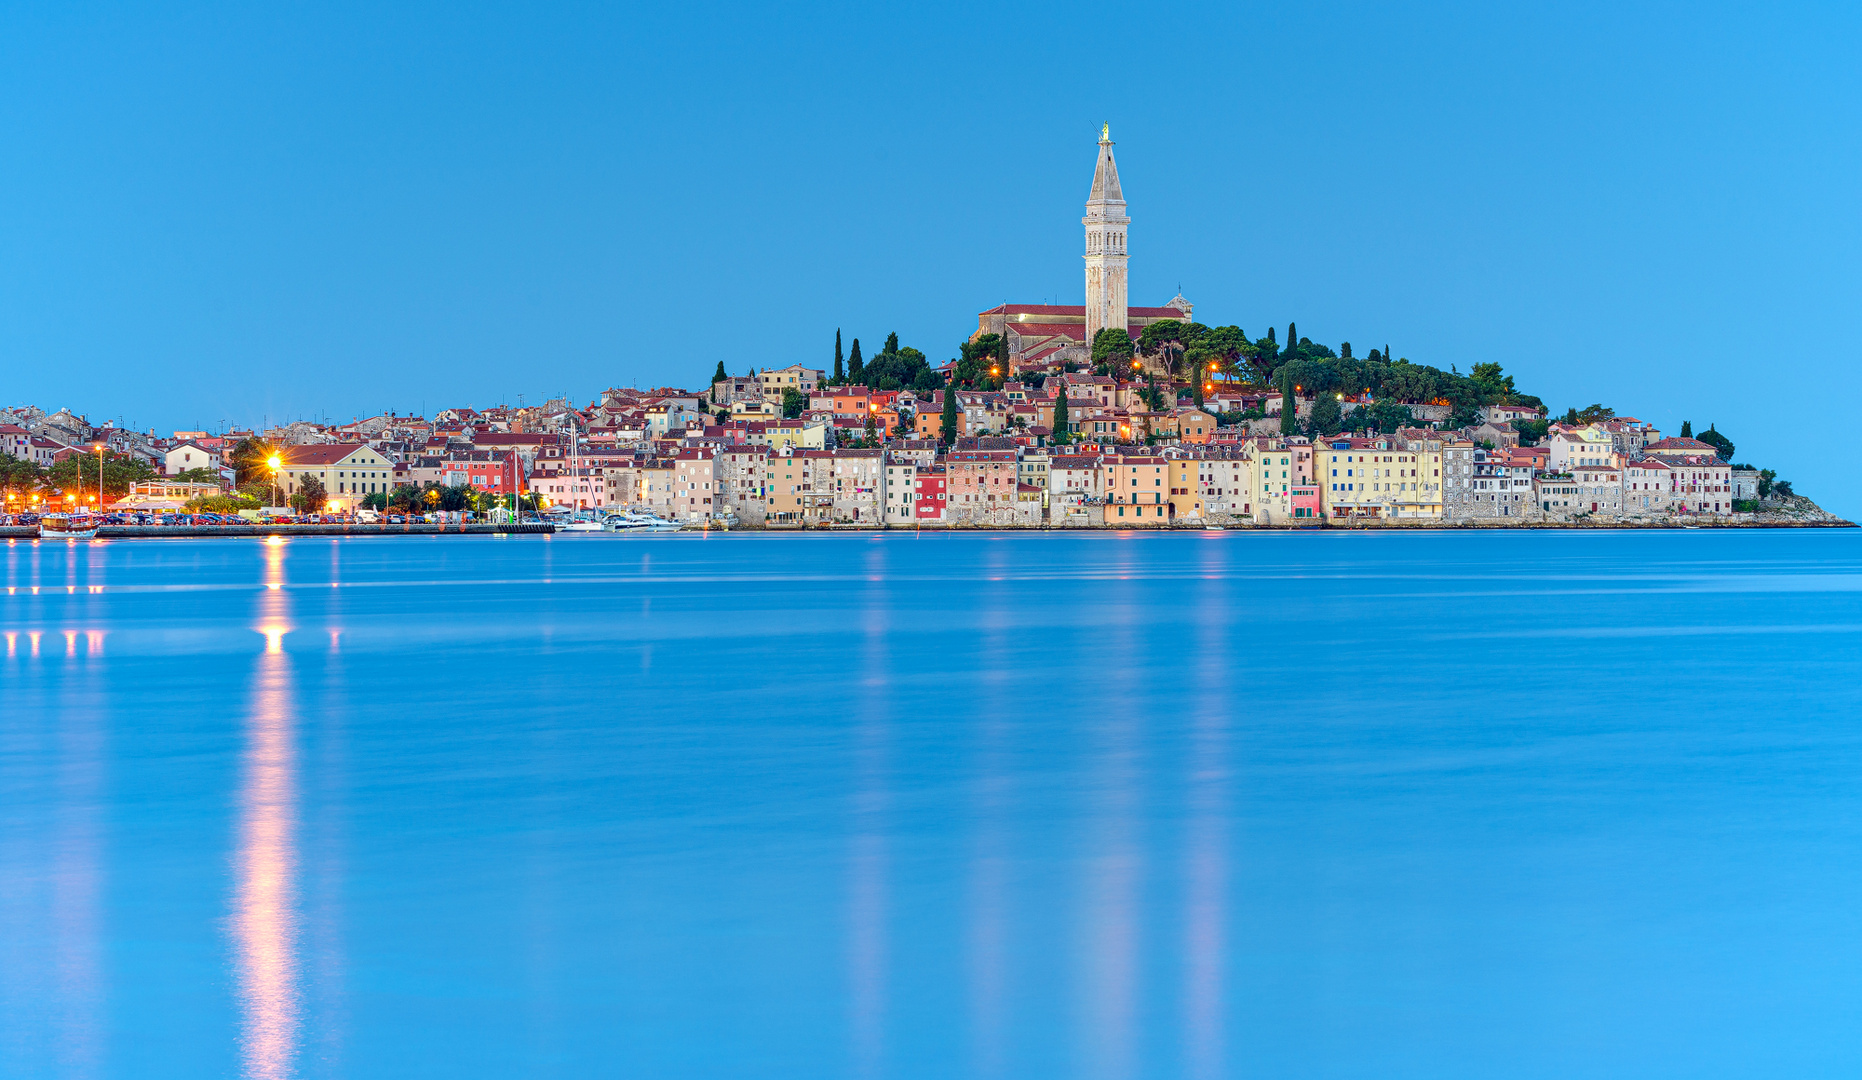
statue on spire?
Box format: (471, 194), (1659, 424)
(1101, 123), (1110, 143)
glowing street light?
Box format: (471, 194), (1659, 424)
(267, 454), (283, 509)
(92, 442), (105, 511)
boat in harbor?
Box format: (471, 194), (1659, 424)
(559, 519), (605, 533)
(40, 513), (101, 540)
(603, 511), (681, 534)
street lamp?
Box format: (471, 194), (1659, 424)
(92, 443), (104, 512)
(267, 454), (282, 509)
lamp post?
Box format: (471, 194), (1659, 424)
(92, 443), (104, 512)
(267, 454), (282, 510)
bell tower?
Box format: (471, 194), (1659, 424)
(1083, 124), (1130, 345)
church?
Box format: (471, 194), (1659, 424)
(974, 125), (1193, 372)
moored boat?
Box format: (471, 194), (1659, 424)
(40, 513), (101, 540)
(603, 511), (681, 534)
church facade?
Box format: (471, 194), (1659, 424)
(975, 125), (1191, 372)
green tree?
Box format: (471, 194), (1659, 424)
(228, 437), (278, 486)
(1279, 379), (1298, 435)
(1758, 468), (1776, 498)
(1680, 420), (1692, 437)
(1309, 393), (1343, 436)
(953, 334), (1008, 389)
(1368, 400), (1413, 433)
(290, 474), (328, 514)
(171, 467), (220, 485)
(1052, 387), (1070, 441)
(1091, 326), (1134, 367)
(1577, 404), (1616, 424)
(1470, 362), (1516, 403)
(0, 453), (44, 498)
(1514, 418), (1550, 446)
(833, 329), (844, 384)
(781, 387), (807, 419)
(712, 360), (728, 385)
(848, 339), (864, 383)
(1695, 424), (1734, 461)
(884, 331), (899, 354)
(940, 387), (958, 445)
(860, 344), (931, 391)
(47, 450), (156, 504)
(387, 485), (427, 512)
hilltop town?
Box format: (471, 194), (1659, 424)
(0, 128), (1837, 529)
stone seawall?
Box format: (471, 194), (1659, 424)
(1, 523), (557, 540)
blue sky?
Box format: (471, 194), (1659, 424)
(2, 1), (1858, 512)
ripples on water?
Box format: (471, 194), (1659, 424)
(2, 530), (1861, 1079)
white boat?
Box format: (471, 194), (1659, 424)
(40, 513), (100, 540)
(559, 520), (605, 533)
(603, 512), (681, 534)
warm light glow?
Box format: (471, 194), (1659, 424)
(267, 455), (281, 470)
(234, 542), (301, 1080)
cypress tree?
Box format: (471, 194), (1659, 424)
(849, 339), (864, 384)
(1681, 420), (1692, 437)
(884, 331), (899, 355)
(1280, 378), (1298, 435)
(1341, 342), (1352, 359)
(940, 385), (959, 445)
(1384, 344), (1391, 364)
(1192, 369), (1204, 408)
(711, 360), (727, 384)
(1287, 323), (1297, 360)
(833, 330), (844, 384)
(1052, 386), (1069, 441)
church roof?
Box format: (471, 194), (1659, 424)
(979, 303), (1190, 320)
(1088, 131), (1124, 204)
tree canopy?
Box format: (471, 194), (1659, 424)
(1090, 327), (1134, 366)
(1695, 425), (1734, 461)
(47, 450), (156, 502)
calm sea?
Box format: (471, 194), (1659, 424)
(4, 530), (1861, 1079)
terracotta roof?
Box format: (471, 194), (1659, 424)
(279, 443), (370, 466)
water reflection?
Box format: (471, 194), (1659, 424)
(232, 540), (301, 1080)
(847, 542), (891, 1079)
(1183, 542), (1231, 1079)
(967, 542), (1014, 1078)
(51, 618), (106, 1079)
(1081, 540), (1143, 1080)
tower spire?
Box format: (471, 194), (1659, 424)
(1084, 126), (1129, 344)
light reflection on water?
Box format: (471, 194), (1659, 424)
(231, 540), (301, 1080)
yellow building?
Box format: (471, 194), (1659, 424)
(1315, 437), (1443, 520)
(731, 400), (778, 421)
(760, 364), (823, 403)
(1167, 458), (1203, 520)
(763, 420), (828, 451)
(279, 443), (395, 511)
